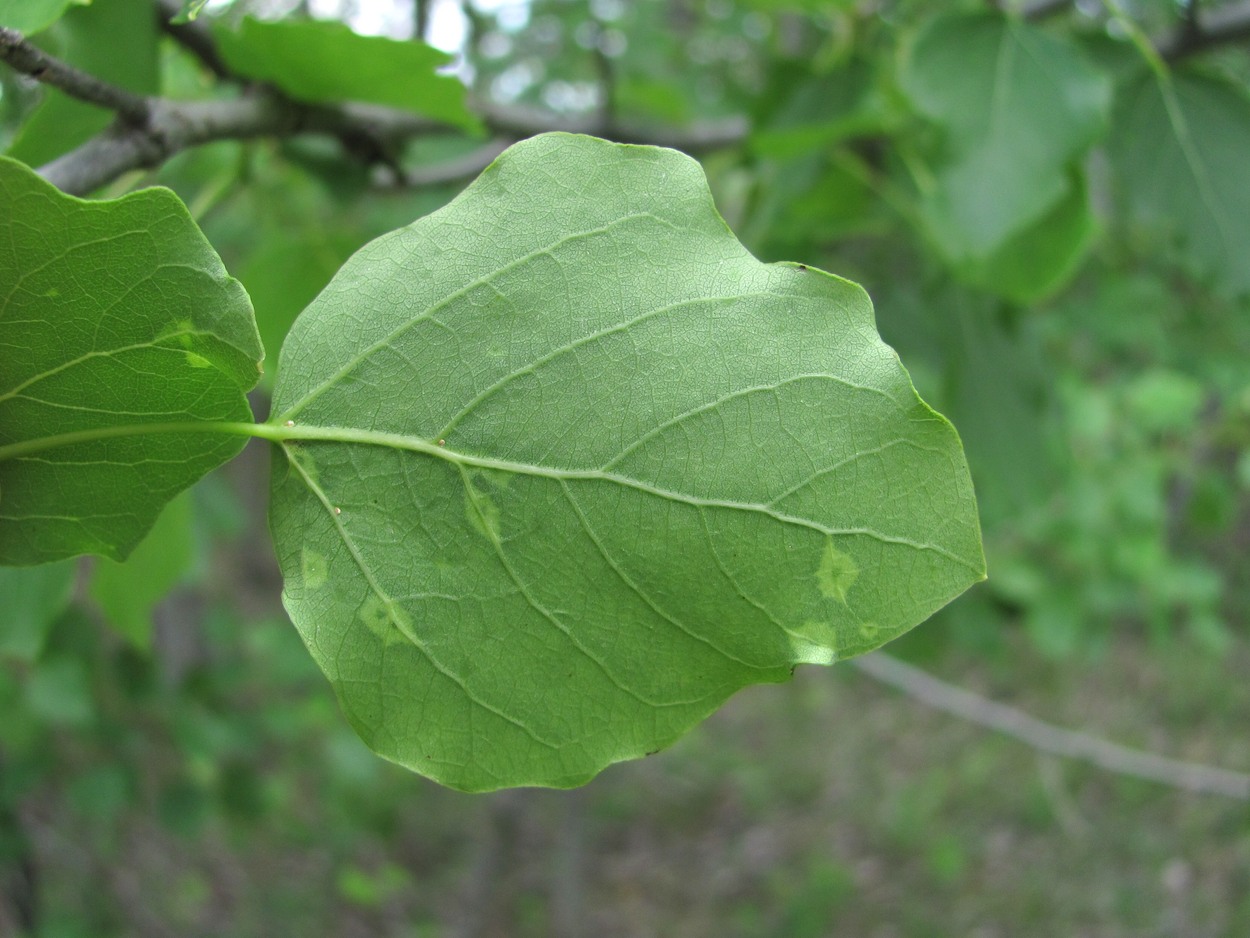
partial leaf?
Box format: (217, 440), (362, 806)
(0, 157), (261, 565)
(213, 17), (480, 133)
(956, 172), (1098, 304)
(0, 560), (75, 661)
(268, 133), (985, 791)
(5, 0), (158, 168)
(0, 0), (90, 35)
(899, 12), (1110, 261)
(1109, 70), (1250, 297)
(90, 491), (194, 649)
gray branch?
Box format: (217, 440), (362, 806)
(8, 0), (1248, 195)
(0, 26), (150, 122)
(1158, 0), (1250, 59)
(853, 652), (1250, 799)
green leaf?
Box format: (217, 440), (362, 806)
(268, 133), (985, 791)
(0, 0), (90, 35)
(1109, 70), (1250, 297)
(213, 17), (481, 133)
(0, 560), (75, 661)
(5, 0), (158, 168)
(90, 491), (194, 649)
(0, 157), (261, 565)
(955, 172), (1097, 304)
(899, 12), (1110, 261)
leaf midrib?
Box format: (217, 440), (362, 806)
(0, 418), (981, 573)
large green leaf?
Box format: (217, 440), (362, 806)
(0, 157), (261, 565)
(268, 133), (985, 792)
(5, 0), (158, 168)
(213, 17), (480, 133)
(899, 12), (1110, 261)
(1109, 70), (1250, 297)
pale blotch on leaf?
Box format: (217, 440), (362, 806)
(358, 594), (409, 644)
(788, 620), (838, 664)
(185, 351), (212, 369)
(300, 547), (328, 590)
(287, 446), (319, 485)
(464, 483), (502, 542)
(816, 539), (859, 603)
(859, 621), (881, 641)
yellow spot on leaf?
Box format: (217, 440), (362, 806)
(300, 548), (327, 590)
(359, 594), (409, 645)
(816, 540), (858, 604)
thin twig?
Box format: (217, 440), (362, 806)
(401, 139), (511, 187)
(852, 651), (1250, 799)
(0, 26), (150, 122)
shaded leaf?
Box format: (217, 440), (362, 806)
(213, 17), (480, 133)
(0, 157), (261, 565)
(1109, 70), (1250, 297)
(90, 491), (195, 649)
(899, 12), (1110, 260)
(956, 172), (1097, 304)
(0, 0), (90, 35)
(5, 0), (157, 168)
(268, 133), (984, 791)
(0, 560), (75, 661)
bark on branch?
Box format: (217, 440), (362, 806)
(0, 26), (150, 122)
(853, 652), (1250, 800)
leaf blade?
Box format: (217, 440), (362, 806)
(213, 17), (481, 133)
(0, 157), (261, 564)
(269, 133), (984, 791)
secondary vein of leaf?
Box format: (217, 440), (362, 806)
(285, 449), (563, 750)
(276, 211), (660, 424)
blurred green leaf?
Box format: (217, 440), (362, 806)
(0, 0), (90, 35)
(0, 157), (261, 564)
(213, 17), (481, 133)
(5, 0), (157, 167)
(269, 133), (984, 791)
(1110, 70), (1250, 297)
(955, 172), (1097, 303)
(0, 560), (75, 661)
(25, 655), (94, 726)
(90, 491), (195, 649)
(899, 11), (1110, 261)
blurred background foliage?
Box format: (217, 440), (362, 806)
(2, 0), (1250, 934)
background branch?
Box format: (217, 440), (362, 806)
(853, 652), (1250, 799)
(1159, 0), (1250, 59)
(0, 26), (150, 122)
(155, 0), (231, 79)
(5, 0), (1248, 196)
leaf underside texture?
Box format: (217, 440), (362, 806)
(268, 133), (985, 791)
(0, 157), (261, 564)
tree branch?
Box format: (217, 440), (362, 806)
(155, 0), (231, 79)
(0, 26), (150, 122)
(852, 652), (1250, 799)
(1158, 0), (1250, 60)
(1020, 0), (1075, 20)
